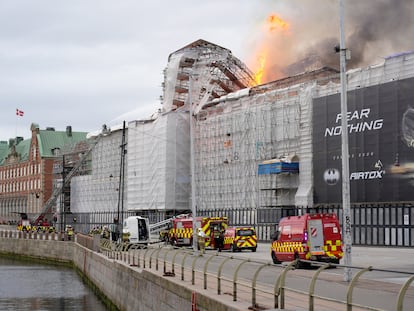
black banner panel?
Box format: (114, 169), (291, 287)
(313, 77), (414, 204)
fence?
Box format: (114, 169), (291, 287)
(56, 203), (414, 247)
(199, 204), (414, 247)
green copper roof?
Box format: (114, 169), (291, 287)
(0, 128), (88, 166)
(37, 129), (87, 158)
(14, 139), (31, 161)
(0, 141), (9, 164)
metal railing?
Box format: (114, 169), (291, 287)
(94, 237), (414, 311)
(0, 228), (74, 241)
(1, 230), (413, 311)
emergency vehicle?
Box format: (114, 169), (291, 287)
(223, 226), (257, 252)
(270, 213), (343, 267)
(32, 216), (55, 233)
(122, 216), (150, 246)
(17, 218), (31, 232)
(168, 215), (228, 249)
(17, 214), (55, 233)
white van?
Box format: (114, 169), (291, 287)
(122, 216), (150, 246)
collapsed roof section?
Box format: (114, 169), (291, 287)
(162, 39), (256, 114)
(250, 67), (339, 95)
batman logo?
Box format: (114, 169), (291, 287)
(324, 168), (340, 186)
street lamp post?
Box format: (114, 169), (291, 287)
(339, 0), (353, 282)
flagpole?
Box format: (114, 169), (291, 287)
(15, 108), (25, 138)
(15, 108), (18, 138)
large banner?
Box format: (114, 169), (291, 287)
(313, 77), (414, 204)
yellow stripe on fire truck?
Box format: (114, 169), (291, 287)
(225, 236), (257, 247)
(272, 241), (305, 253)
(170, 228), (192, 239)
(324, 239), (343, 258)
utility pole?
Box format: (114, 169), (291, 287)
(339, 0), (353, 282)
(117, 121), (127, 241)
(189, 74), (198, 253)
(60, 155), (65, 233)
(61, 155), (72, 233)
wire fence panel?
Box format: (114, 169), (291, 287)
(63, 203), (413, 246)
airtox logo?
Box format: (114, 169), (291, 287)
(350, 160), (385, 180)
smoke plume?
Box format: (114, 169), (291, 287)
(256, 0), (414, 81)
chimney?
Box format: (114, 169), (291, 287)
(66, 126), (72, 137)
(15, 136), (23, 145)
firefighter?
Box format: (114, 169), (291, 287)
(109, 218), (120, 242)
(212, 224), (222, 250)
(197, 228), (206, 254)
(102, 226), (110, 239)
(217, 228), (225, 252)
(66, 225), (74, 240)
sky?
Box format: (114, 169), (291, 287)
(0, 0), (267, 140)
(1, 0), (413, 141)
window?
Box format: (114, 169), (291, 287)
(237, 229), (255, 237)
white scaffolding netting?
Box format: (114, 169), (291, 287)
(71, 129), (125, 213)
(70, 41), (414, 215)
(127, 112), (190, 211)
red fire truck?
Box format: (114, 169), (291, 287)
(270, 213), (343, 267)
(168, 215), (228, 249)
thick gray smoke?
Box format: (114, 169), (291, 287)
(262, 0), (414, 81)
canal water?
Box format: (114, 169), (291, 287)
(0, 256), (109, 311)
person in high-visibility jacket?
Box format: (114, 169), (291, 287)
(197, 228), (206, 254)
(66, 225), (74, 241)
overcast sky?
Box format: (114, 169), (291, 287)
(0, 0), (272, 140)
(1, 0), (413, 141)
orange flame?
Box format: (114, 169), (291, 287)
(252, 14), (291, 84)
(267, 14), (290, 33)
(253, 50), (267, 85)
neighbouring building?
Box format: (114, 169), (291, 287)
(0, 123), (87, 224)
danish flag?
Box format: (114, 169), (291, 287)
(16, 108), (24, 117)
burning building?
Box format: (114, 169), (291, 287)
(70, 37), (414, 245)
